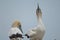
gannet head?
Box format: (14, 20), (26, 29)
(12, 20), (23, 33)
(12, 20), (21, 27)
(36, 4), (42, 18)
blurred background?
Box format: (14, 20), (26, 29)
(0, 0), (60, 40)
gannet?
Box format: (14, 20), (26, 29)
(25, 4), (45, 40)
(8, 20), (23, 40)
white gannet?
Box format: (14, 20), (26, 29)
(25, 4), (45, 40)
(8, 20), (23, 40)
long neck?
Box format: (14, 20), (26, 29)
(36, 4), (43, 25)
(37, 13), (43, 25)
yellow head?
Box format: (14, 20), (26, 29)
(12, 20), (21, 28)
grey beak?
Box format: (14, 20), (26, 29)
(19, 25), (23, 33)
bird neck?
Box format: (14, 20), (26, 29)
(37, 15), (43, 25)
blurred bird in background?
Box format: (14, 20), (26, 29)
(8, 20), (23, 40)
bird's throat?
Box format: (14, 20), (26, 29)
(37, 15), (42, 25)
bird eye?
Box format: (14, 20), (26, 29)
(19, 25), (21, 27)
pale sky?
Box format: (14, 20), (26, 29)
(0, 0), (60, 40)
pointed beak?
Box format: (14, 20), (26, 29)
(19, 25), (23, 33)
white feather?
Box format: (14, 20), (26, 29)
(8, 27), (23, 40)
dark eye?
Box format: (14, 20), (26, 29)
(19, 25), (21, 27)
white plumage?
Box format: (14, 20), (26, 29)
(25, 5), (45, 40)
(9, 27), (22, 36)
(8, 20), (23, 40)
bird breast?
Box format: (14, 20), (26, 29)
(35, 24), (45, 39)
(36, 24), (45, 32)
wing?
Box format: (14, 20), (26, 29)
(26, 28), (37, 37)
(8, 28), (22, 36)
